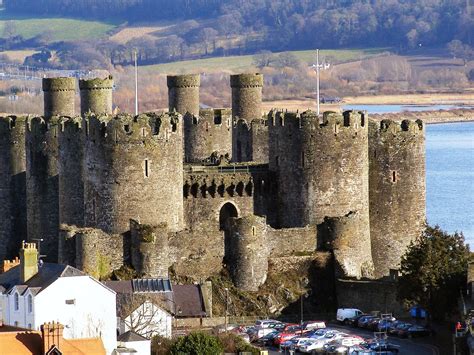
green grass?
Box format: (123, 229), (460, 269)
(0, 10), (119, 41)
(143, 48), (389, 74)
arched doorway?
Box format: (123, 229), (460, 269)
(219, 202), (238, 263)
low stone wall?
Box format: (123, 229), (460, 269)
(336, 278), (407, 316)
(268, 225), (317, 257)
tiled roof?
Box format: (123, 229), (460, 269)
(104, 278), (172, 294)
(118, 330), (148, 342)
(173, 285), (206, 317)
(0, 263), (85, 295)
(0, 331), (105, 355)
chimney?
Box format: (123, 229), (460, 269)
(1, 257), (20, 273)
(41, 321), (64, 355)
(20, 242), (38, 283)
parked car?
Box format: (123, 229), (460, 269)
(302, 320), (326, 330)
(358, 316), (377, 328)
(376, 319), (394, 332)
(387, 321), (408, 335)
(255, 319), (282, 328)
(337, 308), (363, 322)
(367, 341), (400, 353)
(273, 331), (299, 346)
(324, 336), (366, 354)
(367, 317), (381, 330)
(255, 330), (279, 345)
(398, 324), (431, 338)
(248, 327), (276, 342)
(394, 323), (413, 337)
(298, 331), (346, 353)
(347, 314), (370, 327)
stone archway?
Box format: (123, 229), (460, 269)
(219, 202), (238, 263)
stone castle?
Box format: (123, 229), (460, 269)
(0, 73), (426, 292)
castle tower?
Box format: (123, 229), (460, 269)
(230, 73), (263, 121)
(79, 76), (114, 115)
(232, 118), (268, 163)
(0, 116), (27, 261)
(42, 77), (76, 118)
(369, 119), (426, 278)
(184, 108), (232, 163)
(228, 215), (268, 291)
(268, 110), (373, 278)
(167, 74), (200, 117)
(83, 113), (184, 234)
(58, 117), (84, 228)
(130, 220), (171, 277)
(26, 116), (61, 261)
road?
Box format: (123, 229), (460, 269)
(261, 324), (440, 355)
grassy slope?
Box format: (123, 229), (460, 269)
(0, 10), (118, 41)
(142, 48), (388, 73)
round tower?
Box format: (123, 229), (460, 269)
(319, 211), (374, 278)
(183, 108), (232, 163)
(79, 76), (113, 115)
(167, 74), (200, 117)
(230, 73), (263, 122)
(83, 112), (184, 234)
(268, 110), (373, 277)
(130, 220), (171, 277)
(369, 119), (425, 278)
(26, 116), (61, 261)
(42, 77), (76, 119)
(228, 215), (268, 291)
(58, 117), (84, 227)
(0, 116), (27, 260)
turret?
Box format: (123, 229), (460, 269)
(83, 112), (184, 234)
(167, 74), (200, 117)
(79, 76), (113, 115)
(228, 215), (269, 291)
(0, 116), (27, 261)
(230, 73), (263, 121)
(369, 119), (425, 277)
(183, 108), (232, 163)
(42, 77), (76, 119)
(232, 118), (268, 163)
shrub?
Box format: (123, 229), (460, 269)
(170, 332), (223, 355)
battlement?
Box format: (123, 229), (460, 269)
(167, 74), (201, 88)
(190, 108), (232, 126)
(60, 116), (82, 134)
(0, 115), (28, 134)
(375, 118), (424, 135)
(42, 77), (76, 92)
(230, 73), (263, 88)
(79, 75), (114, 90)
(268, 109), (367, 131)
(84, 112), (181, 144)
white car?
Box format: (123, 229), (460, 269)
(254, 319), (281, 328)
(299, 331), (347, 353)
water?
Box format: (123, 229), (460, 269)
(426, 122), (474, 245)
(343, 104), (472, 114)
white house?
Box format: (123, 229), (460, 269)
(0, 242), (117, 355)
(115, 330), (151, 355)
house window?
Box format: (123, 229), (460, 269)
(14, 293), (19, 311)
(28, 294), (33, 313)
(28, 323), (32, 329)
(144, 159), (150, 178)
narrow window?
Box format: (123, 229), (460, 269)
(275, 156), (279, 167)
(14, 293), (19, 311)
(301, 152), (305, 168)
(144, 159), (150, 178)
(374, 150), (377, 159)
(28, 295), (33, 313)
(141, 128), (146, 138)
(252, 226), (256, 236)
(392, 171), (397, 183)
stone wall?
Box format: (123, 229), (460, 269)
(232, 119), (268, 163)
(336, 278), (406, 316)
(369, 119), (425, 277)
(26, 116), (60, 261)
(0, 116), (27, 260)
(268, 225), (317, 257)
(183, 108), (232, 163)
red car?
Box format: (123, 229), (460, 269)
(273, 332), (298, 346)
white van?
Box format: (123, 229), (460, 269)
(337, 308), (363, 322)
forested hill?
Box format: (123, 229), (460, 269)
(4, 0), (473, 48)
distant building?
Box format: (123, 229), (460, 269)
(0, 243), (117, 355)
(0, 320), (106, 355)
(115, 330), (151, 355)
